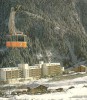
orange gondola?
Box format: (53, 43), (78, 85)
(6, 32), (27, 48)
(6, 6), (28, 48)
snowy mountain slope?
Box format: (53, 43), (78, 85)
(0, 0), (87, 67)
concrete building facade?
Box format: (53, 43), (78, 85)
(0, 61), (64, 83)
(42, 63), (64, 76)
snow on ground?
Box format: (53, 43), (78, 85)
(1, 76), (87, 100)
(9, 87), (87, 100)
(0, 98), (8, 100)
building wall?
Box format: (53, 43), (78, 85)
(29, 68), (41, 78)
(1, 69), (6, 81)
(72, 66), (87, 72)
(18, 70), (23, 78)
(6, 70), (20, 79)
(48, 65), (62, 75)
(0, 69), (1, 80)
(42, 64), (48, 76)
(18, 64), (29, 78)
(0, 67), (21, 82)
(42, 63), (63, 76)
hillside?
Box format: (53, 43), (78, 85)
(0, 0), (87, 67)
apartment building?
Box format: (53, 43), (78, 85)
(18, 64), (42, 79)
(42, 63), (64, 76)
(0, 61), (64, 83)
(0, 64), (42, 83)
(0, 67), (21, 83)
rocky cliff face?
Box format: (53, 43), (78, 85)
(0, 0), (87, 67)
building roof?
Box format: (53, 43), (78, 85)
(44, 63), (60, 66)
(29, 66), (41, 69)
(1, 67), (19, 71)
(27, 82), (40, 89)
(27, 82), (49, 89)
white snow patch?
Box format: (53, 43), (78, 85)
(1, 76), (87, 100)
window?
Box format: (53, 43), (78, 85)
(6, 35), (27, 42)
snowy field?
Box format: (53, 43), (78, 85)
(1, 75), (87, 100)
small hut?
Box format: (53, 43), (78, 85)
(27, 82), (49, 94)
(72, 65), (87, 72)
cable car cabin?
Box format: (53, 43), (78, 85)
(6, 34), (27, 48)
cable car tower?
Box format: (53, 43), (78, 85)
(6, 6), (27, 48)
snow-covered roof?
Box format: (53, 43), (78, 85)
(29, 66), (41, 69)
(27, 82), (40, 89)
(44, 63), (60, 66)
(1, 67), (19, 71)
(27, 82), (49, 89)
